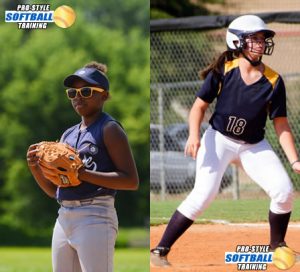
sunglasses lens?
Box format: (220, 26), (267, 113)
(67, 89), (77, 99)
(80, 87), (92, 98)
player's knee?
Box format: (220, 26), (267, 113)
(177, 190), (214, 220)
(270, 189), (293, 213)
(272, 188), (293, 203)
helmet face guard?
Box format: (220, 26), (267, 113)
(263, 37), (275, 55)
(241, 33), (275, 56)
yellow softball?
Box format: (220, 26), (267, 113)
(273, 246), (296, 270)
(53, 5), (76, 28)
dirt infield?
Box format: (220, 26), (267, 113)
(150, 223), (300, 272)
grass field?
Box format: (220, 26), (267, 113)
(0, 247), (149, 272)
(150, 198), (300, 225)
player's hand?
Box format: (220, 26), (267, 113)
(292, 161), (300, 174)
(184, 136), (200, 160)
(26, 144), (40, 167)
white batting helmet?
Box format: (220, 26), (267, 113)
(226, 15), (275, 55)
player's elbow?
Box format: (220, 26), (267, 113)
(124, 171), (139, 190)
(129, 175), (139, 190)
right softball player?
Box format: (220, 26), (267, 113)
(151, 15), (300, 267)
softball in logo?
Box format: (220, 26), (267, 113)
(53, 5), (76, 28)
(273, 246), (296, 270)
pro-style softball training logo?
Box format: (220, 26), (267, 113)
(225, 245), (273, 271)
(5, 4), (76, 29)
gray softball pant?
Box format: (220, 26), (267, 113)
(52, 196), (118, 272)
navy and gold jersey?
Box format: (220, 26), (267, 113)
(196, 59), (287, 144)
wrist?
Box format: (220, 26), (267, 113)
(78, 167), (86, 179)
(291, 159), (300, 167)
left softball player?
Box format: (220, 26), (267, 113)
(151, 15), (300, 267)
(27, 61), (139, 272)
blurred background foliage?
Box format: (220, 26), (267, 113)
(0, 0), (149, 245)
(150, 0), (224, 19)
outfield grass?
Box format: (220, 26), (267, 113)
(115, 248), (149, 272)
(117, 227), (149, 247)
(151, 198), (300, 225)
(0, 247), (149, 272)
(0, 247), (51, 272)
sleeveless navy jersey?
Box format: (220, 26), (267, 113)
(56, 112), (120, 200)
(196, 59), (287, 144)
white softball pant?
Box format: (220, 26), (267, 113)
(52, 196), (118, 272)
(178, 126), (293, 220)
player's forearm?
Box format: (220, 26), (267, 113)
(189, 98), (207, 138)
(274, 118), (299, 163)
(79, 168), (139, 190)
(29, 166), (57, 198)
(278, 132), (298, 164)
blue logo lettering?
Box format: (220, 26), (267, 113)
(5, 12), (12, 21)
(225, 254), (232, 262)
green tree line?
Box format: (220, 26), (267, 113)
(0, 0), (149, 244)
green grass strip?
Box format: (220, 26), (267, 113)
(0, 247), (149, 272)
(151, 198), (300, 225)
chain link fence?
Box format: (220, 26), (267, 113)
(150, 13), (300, 200)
